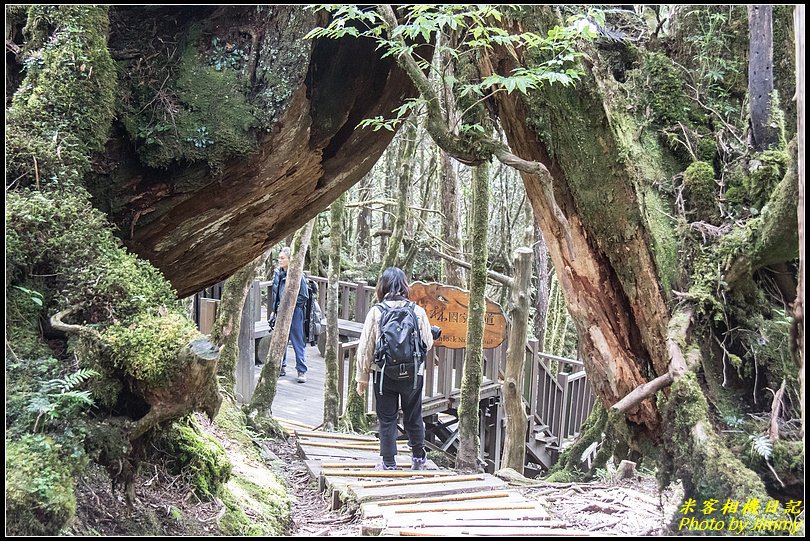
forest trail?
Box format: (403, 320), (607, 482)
(274, 427), (680, 536)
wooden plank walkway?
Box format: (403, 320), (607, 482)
(294, 430), (592, 536)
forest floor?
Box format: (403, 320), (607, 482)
(68, 410), (683, 536)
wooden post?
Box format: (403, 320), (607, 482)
(501, 247), (532, 473)
(355, 280), (368, 323)
(235, 285), (256, 403)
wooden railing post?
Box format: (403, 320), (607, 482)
(556, 372), (570, 446)
(235, 283), (256, 404)
(337, 341), (345, 414)
(355, 280), (368, 323)
(252, 280), (261, 326)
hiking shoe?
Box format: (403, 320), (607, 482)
(411, 456), (427, 471)
(297, 371), (307, 383)
(374, 462), (399, 471)
(279, 367), (286, 376)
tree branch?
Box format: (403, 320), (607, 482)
(611, 308), (696, 414)
(50, 306), (102, 340)
(377, 4), (576, 261)
(428, 246), (513, 287)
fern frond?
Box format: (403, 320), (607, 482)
(749, 435), (773, 460)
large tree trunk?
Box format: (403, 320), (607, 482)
(322, 193), (345, 430)
(487, 5), (799, 504)
(455, 162), (490, 471)
(489, 28), (670, 436)
(60, 6), (426, 297)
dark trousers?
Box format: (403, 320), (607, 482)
(373, 372), (425, 459)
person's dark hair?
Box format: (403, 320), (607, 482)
(376, 267), (410, 301)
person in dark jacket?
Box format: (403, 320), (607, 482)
(268, 247), (310, 383)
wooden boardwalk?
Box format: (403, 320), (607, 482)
(293, 430), (591, 536)
(266, 344), (328, 428)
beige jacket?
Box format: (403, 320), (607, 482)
(355, 300), (434, 383)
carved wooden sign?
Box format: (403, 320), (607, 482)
(410, 282), (507, 349)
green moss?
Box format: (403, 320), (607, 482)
(156, 418), (232, 498)
(7, 6), (116, 187)
(745, 150), (787, 211)
(119, 25), (256, 171)
(640, 187), (679, 296)
(547, 402), (607, 479)
(643, 51), (699, 127)
(683, 161), (719, 223)
(660, 373), (775, 522)
(697, 136), (717, 162)
(6, 283), (51, 360)
(102, 312), (200, 385)
(6, 189), (176, 321)
(771, 440), (804, 480)
(220, 475), (290, 536)
(214, 400), (263, 463)
(6, 435), (77, 535)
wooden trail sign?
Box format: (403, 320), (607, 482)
(410, 282), (507, 349)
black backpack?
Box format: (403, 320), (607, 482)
(373, 301), (426, 392)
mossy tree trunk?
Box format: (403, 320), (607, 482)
(381, 120), (417, 271)
(455, 162), (489, 471)
(486, 5), (800, 503)
(250, 219), (315, 416)
(322, 193), (345, 430)
(212, 253), (268, 392)
(501, 247), (532, 473)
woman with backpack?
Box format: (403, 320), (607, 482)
(355, 267), (436, 471)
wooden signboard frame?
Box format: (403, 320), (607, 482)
(409, 282), (507, 349)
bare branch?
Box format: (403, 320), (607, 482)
(427, 246), (513, 287)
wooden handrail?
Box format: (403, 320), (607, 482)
(190, 274), (595, 460)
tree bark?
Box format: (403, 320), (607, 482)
(211, 252), (269, 392)
(71, 6), (426, 297)
(381, 121), (417, 271)
(322, 193), (345, 430)
(440, 153), (466, 286)
(748, 5), (778, 151)
(795, 5), (805, 436)
(250, 219), (315, 415)
(455, 162), (490, 471)
(532, 224), (550, 345)
(501, 247), (532, 473)
(353, 173), (373, 262)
